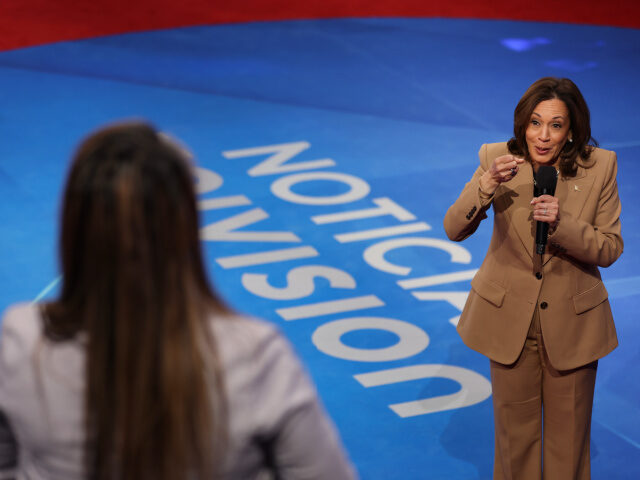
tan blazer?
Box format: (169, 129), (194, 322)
(444, 142), (623, 370)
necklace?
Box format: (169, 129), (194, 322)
(533, 167), (559, 187)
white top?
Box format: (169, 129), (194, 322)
(0, 303), (357, 480)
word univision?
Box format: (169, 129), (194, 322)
(194, 141), (491, 418)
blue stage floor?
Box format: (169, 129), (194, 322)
(1, 18), (639, 478)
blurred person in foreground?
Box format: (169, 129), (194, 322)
(0, 122), (357, 480)
(444, 77), (623, 479)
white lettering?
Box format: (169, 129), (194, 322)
(311, 197), (416, 224)
(193, 167), (223, 194)
(277, 295), (384, 321)
(200, 208), (300, 242)
(198, 195), (252, 210)
(410, 291), (469, 310)
(216, 246), (319, 269)
(312, 317), (429, 361)
(397, 269), (478, 289)
(354, 364), (492, 417)
(363, 237), (472, 276)
(241, 265), (356, 300)
(222, 141), (336, 176)
(335, 222), (431, 243)
(271, 172), (370, 205)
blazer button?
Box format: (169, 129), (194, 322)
(540, 302), (548, 309)
(535, 272), (542, 280)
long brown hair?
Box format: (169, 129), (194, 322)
(43, 122), (229, 479)
(507, 77), (598, 176)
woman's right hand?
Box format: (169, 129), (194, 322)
(479, 154), (525, 195)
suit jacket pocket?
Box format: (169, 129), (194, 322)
(572, 281), (609, 314)
(471, 274), (506, 307)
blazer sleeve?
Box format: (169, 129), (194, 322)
(549, 150), (623, 267)
(0, 312), (19, 480)
(253, 329), (358, 480)
(443, 143), (495, 242)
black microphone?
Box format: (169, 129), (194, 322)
(535, 165), (558, 255)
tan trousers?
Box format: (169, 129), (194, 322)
(490, 309), (598, 480)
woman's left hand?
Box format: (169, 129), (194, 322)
(531, 194), (560, 231)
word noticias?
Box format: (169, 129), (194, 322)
(194, 141), (491, 417)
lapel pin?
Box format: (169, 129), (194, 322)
(574, 185), (581, 191)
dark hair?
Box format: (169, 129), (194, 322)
(43, 122), (229, 480)
(507, 77), (598, 176)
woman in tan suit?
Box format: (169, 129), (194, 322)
(444, 77), (623, 479)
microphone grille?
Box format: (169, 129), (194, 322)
(535, 165), (558, 191)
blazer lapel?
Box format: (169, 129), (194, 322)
(498, 159), (596, 264)
(505, 161), (536, 260)
(543, 165), (595, 265)
(556, 166), (593, 220)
